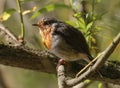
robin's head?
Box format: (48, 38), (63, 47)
(33, 17), (59, 49)
(33, 17), (58, 31)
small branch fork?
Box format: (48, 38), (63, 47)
(57, 33), (120, 88)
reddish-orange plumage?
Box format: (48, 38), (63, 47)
(37, 21), (53, 49)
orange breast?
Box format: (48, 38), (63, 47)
(40, 27), (52, 49)
(43, 34), (52, 49)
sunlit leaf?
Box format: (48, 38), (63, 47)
(31, 4), (70, 19)
(86, 22), (93, 30)
(98, 82), (102, 88)
(0, 8), (16, 21)
(78, 18), (86, 30)
(91, 36), (96, 44)
(65, 21), (77, 27)
(23, 6), (37, 15)
(85, 79), (91, 83)
(73, 13), (82, 18)
(23, 10), (31, 15)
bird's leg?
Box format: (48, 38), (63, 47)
(56, 59), (66, 69)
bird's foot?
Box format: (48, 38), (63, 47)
(56, 59), (66, 69)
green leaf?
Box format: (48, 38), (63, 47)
(73, 13), (81, 18)
(0, 8), (16, 21)
(65, 21), (77, 27)
(86, 22), (93, 30)
(31, 4), (70, 19)
(78, 18), (86, 30)
(98, 82), (102, 88)
(22, 6), (37, 15)
(91, 36), (96, 44)
(85, 79), (91, 83)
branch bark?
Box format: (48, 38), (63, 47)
(0, 43), (120, 84)
(0, 23), (120, 86)
(57, 65), (68, 88)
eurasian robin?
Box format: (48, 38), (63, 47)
(33, 17), (93, 64)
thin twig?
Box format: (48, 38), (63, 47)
(76, 53), (103, 77)
(77, 33), (120, 77)
(92, 33), (120, 70)
(16, 0), (25, 39)
(0, 23), (21, 46)
(0, 24), (17, 41)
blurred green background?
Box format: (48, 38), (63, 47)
(0, 0), (120, 88)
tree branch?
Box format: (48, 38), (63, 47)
(0, 44), (120, 84)
(0, 24), (120, 85)
(93, 33), (120, 69)
(57, 65), (68, 88)
(0, 23), (21, 46)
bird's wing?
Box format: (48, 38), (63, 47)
(53, 22), (92, 59)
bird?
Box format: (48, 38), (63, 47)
(33, 17), (93, 65)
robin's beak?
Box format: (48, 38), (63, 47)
(32, 24), (39, 26)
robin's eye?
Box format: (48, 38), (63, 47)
(43, 21), (49, 25)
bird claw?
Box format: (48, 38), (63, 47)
(56, 59), (66, 69)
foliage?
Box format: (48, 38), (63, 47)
(70, 0), (105, 56)
(0, 8), (16, 21)
(31, 4), (70, 19)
